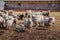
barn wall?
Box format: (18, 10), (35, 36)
(4, 1), (60, 10)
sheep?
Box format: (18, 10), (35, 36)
(44, 17), (50, 26)
(0, 11), (8, 28)
(8, 10), (14, 16)
(24, 18), (33, 32)
(26, 10), (33, 17)
(32, 11), (44, 27)
(32, 11), (42, 16)
(0, 11), (4, 17)
(0, 10), (8, 20)
(42, 10), (51, 16)
(48, 15), (55, 27)
(11, 14), (18, 24)
(6, 16), (14, 29)
(13, 16), (18, 27)
(44, 15), (55, 27)
(17, 14), (24, 20)
(16, 23), (25, 32)
(35, 15), (44, 27)
(7, 13), (18, 27)
(0, 16), (5, 28)
(32, 15), (37, 27)
(24, 14), (33, 32)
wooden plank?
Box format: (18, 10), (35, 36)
(4, 0), (60, 1)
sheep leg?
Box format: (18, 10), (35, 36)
(35, 21), (38, 28)
(41, 22), (44, 27)
(7, 26), (10, 30)
(49, 23), (52, 27)
(29, 22), (33, 32)
(29, 27), (32, 32)
(3, 20), (6, 27)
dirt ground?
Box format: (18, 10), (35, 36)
(0, 12), (60, 40)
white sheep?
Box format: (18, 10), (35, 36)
(35, 15), (44, 27)
(32, 11), (44, 27)
(6, 16), (14, 29)
(26, 10), (33, 17)
(11, 14), (18, 27)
